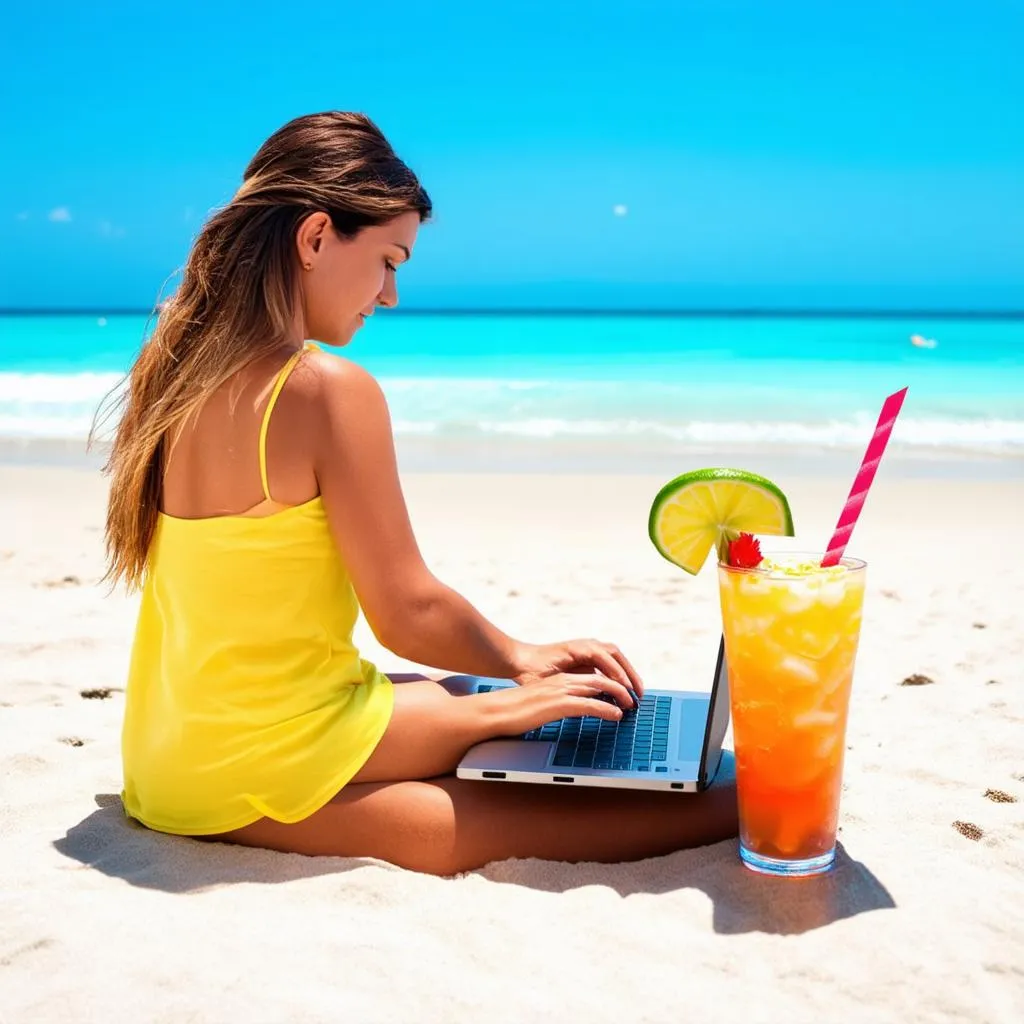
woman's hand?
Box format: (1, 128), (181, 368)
(487, 672), (633, 736)
(512, 639), (644, 699)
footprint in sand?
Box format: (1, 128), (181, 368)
(79, 687), (120, 700)
(984, 789), (1017, 804)
(39, 575), (82, 589)
(0, 938), (54, 967)
(972, 622), (987, 630)
(899, 673), (935, 686)
(952, 820), (984, 841)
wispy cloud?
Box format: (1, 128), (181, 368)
(48, 207), (72, 223)
(15, 211), (30, 221)
(98, 219), (127, 239)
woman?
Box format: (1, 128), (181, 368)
(102, 111), (737, 876)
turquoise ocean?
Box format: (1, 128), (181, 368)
(1, 313), (1022, 461)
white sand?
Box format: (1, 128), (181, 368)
(1, 461), (1023, 1023)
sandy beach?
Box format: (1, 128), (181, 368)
(2, 454), (1022, 1023)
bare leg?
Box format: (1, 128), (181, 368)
(214, 671), (737, 873)
(347, 673), (493, 785)
(220, 774), (738, 876)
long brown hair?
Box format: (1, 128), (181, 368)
(92, 112), (431, 591)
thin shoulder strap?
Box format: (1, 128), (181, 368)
(258, 346), (308, 502)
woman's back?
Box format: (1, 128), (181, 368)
(160, 345), (320, 520)
(120, 344), (394, 836)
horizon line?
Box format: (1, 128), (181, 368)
(2, 306), (1023, 321)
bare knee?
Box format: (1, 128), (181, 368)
(349, 679), (484, 785)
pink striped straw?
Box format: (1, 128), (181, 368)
(821, 387), (909, 567)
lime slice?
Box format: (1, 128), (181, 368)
(648, 468), (794, 574)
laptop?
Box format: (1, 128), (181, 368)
(452, 638), (730, 793)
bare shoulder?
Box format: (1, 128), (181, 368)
(278, 347), (388, 428)
(295, 348), (394, 464)
(299, 347), (387, 408)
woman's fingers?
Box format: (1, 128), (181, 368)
(570, 641), (645, 700)
(580, 697), (626, 721)
(583, 647), (642, 705)
(604, 644), (645, 697)
(563, 672), (634, 711)
(573, 642), (631, 691)
(507, 676), (624, 732)
(508, 671), (641, 732)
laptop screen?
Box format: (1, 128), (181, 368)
(698, 637), (730, 788)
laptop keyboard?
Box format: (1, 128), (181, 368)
(476, 688), (673, 772)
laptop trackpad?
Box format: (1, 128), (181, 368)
(678, 696), (711, 759)
(460, 739), (555, 772)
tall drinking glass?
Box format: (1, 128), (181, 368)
(717, 553), (867, 876)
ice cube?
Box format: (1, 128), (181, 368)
(780, 580), (818, 614)
(786, 628), (840, 661)
(814, 729), (845, 762)
(821, 666), (853, 696)
(735, 614), (775, 635)
(818, 581), (847, 608)
(773, 818), (809, 857)
(779, 655), (820, 685)
(792, 709), (839, 730)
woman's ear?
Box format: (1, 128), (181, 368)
(296, 212), (330, 266)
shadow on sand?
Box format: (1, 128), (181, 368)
(55, 788), (895, 937)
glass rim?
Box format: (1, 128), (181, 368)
(717, 550), (867, 575)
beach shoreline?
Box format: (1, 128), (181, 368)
(2, 433), (1022, 480)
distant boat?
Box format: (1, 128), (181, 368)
(910, 333), (938, 349)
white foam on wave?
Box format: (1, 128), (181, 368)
(0, 371), (124, 401)
(469, 416), (1024, 450)
(0, 371), (124, 440)
(1, 371), (1022, 454)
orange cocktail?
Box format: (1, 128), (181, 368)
(718, 554), (866, 876)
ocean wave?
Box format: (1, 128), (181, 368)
(388, 416), (1024, 452)
(0, 371), (123, 440)
(1, 371), (1021, 453)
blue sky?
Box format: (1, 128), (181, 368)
(2, 0), (1022, 310)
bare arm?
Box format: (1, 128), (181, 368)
(311, 353), (529, 677)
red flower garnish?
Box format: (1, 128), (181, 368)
(727, 532), (763, 568)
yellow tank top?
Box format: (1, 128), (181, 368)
(121, 344), (394, 835)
